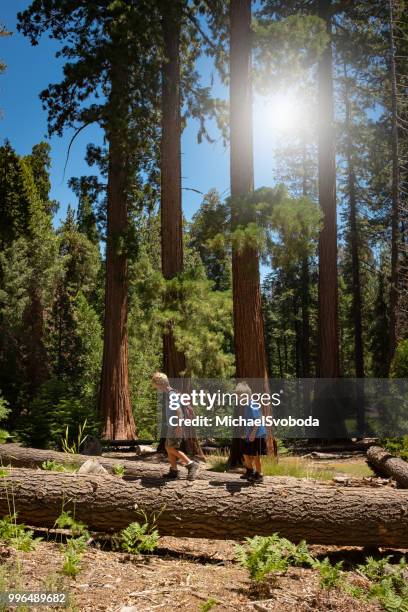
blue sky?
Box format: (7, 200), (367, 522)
(0, 1), (287, 227)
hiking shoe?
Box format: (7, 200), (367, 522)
(240, 468), (255, 480)
(164, 468), (179, 479)
(248, 471), (264, 484)
(186, 461), (199, 481)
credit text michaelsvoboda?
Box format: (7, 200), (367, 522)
(167, 415), (320, 427)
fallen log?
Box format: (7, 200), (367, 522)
(367, 445), (408, 488)
(0, 443), (197, 478)
(0, 468), (408, 546)
(0, 444), (295, 485)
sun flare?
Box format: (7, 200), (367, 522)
(254, 92), (303, 134)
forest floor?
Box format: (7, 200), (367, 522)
(0, 535), (400, 612)
(0, 455), (404, 612)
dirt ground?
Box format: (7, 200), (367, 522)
(0, 536), (393, 612)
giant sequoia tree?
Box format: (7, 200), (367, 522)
(160, 0), (187, 381)
(18, 1), (161, 440)
(229, 0), (268, 385)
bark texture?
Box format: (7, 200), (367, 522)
(367, 445), (408, 488)
(229, 0), (276, 466)
(160, 0), (186, 380)
(317, 0), (340, 378)
(0, 444), (227, 483)
(343, 63), (365, 380)
(1, 468), (408, 546)
(99, 63), (136, 441)
(388, 0), (400, 368)
(229, 0), (268, 386)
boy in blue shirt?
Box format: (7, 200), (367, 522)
(236, 382), (267, 483)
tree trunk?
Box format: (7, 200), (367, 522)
(301, 260), (311, 378)
(301, 144), (311, 378)
(229, 0), (268, 386)
(2, 468), (408, 546)
(343, 64), (365, 379)
(0, 444), (275, 483)
(367, 445), (408, 488)
(22, 279), (48, 400)
(229, 0), (276, 466)
(317, 0), (340, 378)
(388, 0), (400, 369)
(160, 0), (186, 381)
(99, 63), (137, 441)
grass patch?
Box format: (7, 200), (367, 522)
(209, 454), (334, 480)
(41, 460), (78, 473)
(208, 452), (374, 481)
(326, 460), (373, 478)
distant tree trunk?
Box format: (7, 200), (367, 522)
(23, 280), (48, 400)
(99, 63), (137, 441)
(301, 143), (311, 378)
(300, 258), (311, 377)
(343, 63), (365, 379)
(160, 0), (186, 382)
(229, 0), (275, 467)
(388, 0), (400, 369)
(317, 0), (340, 378)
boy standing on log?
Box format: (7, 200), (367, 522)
(151, 372), (200, 480)
(236, 382), (267, 483)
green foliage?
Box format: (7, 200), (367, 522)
(391, 339), (408, 377)
(0, 514), (41, 552)
(55, 511), (90, 577)
(358, 555), (392, 582)
(268, 196), (321, 267)
(190, 190), (231, 291)
(54, 510), (89, 538)
(200, 598), (219, 612)
(118, 513), (159, 554)
(315, 557), (343, 589)
(112, 464), (125, 478)
(0, 396), (10, 443)
(254, 14), (329, 91)
(19, 380), (98, 449)
(380, 437), (408, 462)
(61, 420), (88, 455)
(235, 534), (313, 583)
(61, 535), (89, 577)
(364, 557), (408, 612)
(41, 460), (76, 473)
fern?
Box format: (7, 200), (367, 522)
(54, 510), (89, 538)
(120, 521), (159, 554)
(235, 535), (291, 582)
(315, 557), (343, 589)
(0, 514), (41, 551)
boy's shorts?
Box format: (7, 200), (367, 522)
(243, 437), (267, 456)
(165, 438), (181, 450)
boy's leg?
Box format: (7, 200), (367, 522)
(240, 454), (255, 479)
(173, 448), (200, 481)
(173, 449), (190, 465)
(243, 454), (254, 469)
(254, 455), (262, 474)
(249, 451), (264, 483)
(166, 446), (178, 469)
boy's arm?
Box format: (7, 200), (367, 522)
(249, 424), (259, 441)
(248, 404), (260, 441)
